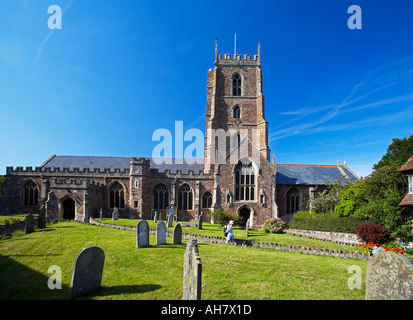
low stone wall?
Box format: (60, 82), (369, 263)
(286, 229), (362, 246)
(0, 221), (27, 236)
(88, 218), (368, 260)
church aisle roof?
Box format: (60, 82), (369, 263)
(275, 164), (359, 185)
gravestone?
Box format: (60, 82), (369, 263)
(366, 251), (413, 300)
(197, 213), (203, 230)
(168, 206), (177, 222)
(25, 213), (35, 234)
(99, 208), (103, 219)
(245, 219), (249, 237)
(112, 208), (119, 220)
(136, 220), (149, 248)
(69, 246), (105, 298)
(38, 205), (46, 229)
(156, 220), (167, 245)
(154, 211), (158, 223)
(167, 213), (174, 228)
(173, 223), (182, 244)
(183, 237), (202, 300)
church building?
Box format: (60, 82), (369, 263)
(0, 41), (359, 227)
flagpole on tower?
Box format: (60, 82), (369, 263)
(234, 33), (237, 56)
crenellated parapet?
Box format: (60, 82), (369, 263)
(149, 168), (215, 179)
(6, 166), (130, 176)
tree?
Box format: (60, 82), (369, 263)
(373, 135), (413, 171)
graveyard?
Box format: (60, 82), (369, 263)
(0, 218), (368, 300)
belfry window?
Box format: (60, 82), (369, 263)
(178, 184), (193, 210)
(286, 188), (300, 214)
(232, 74), (242, 96)
(109, 182), (125, 208)
(234, 161), (255, 201)
(22, 180), (39, 209)
(153, 184), (169, 210)
(233, 105), (240, 118)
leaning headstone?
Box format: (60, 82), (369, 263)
(38, 205), (46, 229)
(156, 220), (167, 245)
(173, 223), (182, 244)
(69, 246), (105, 298)
(366, 251), (413, 300)
(136, 220), (149, 248)
(197, 213), (203, 230)
(112, 207), (119, 220)
(167, 213), (174, 228)
(25, 213), (35, 234)
(183, 237), (202, 300)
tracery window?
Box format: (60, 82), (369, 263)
(109, 182), (125, 208)
(22, 180), (39, 208)
(178, 184), (193, 210)
(232, 74), (242, 96)
(233, 105), (240, 118)
(153, 184), (169, 210)
(202, 191), (213, 209)
(286, 188), (300, 214)
(234, 161), (255, 201)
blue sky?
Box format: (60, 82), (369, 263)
(0, 0), (412, 177)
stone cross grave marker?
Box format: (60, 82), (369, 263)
(183, 237), (202, 300)
(25, 213), (35, 234)
(173, 223), (182, 244)
(366, 251), (413, 300)
(156, 220), (167, 245)
(69, 246), (105, 298)
(136, 220), (150, 248)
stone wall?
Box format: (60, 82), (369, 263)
(286, 229), (362, 246)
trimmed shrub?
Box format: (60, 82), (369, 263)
(211, 209), (242, 227)
(355, 223), (392, 244)
(264, 218), (287, 234)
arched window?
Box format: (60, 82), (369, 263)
(286, 188), (300, 214)
(22, 180), (39, 209)
(202, 192), (213, 209)
(109, 182), (125, 208)
(232, 74), (242, 96)
(178, 184), (193, 210)
(234, 161), (255, 201)
(233, 105), (240, 118)
(153, 184), (169, 210)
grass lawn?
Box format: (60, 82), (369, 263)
(0, 221), (366, 300)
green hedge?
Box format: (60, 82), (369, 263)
(288, 211), (365, 233)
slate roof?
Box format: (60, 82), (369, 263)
(41, 155), (205, 174)
(40, 155), (359, 185)
(275, 164), (359, 185)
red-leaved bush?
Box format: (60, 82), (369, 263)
(355, 223), (392, 244)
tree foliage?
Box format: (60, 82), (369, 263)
(373, 135), (413, 171)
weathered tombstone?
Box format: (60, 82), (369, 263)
(245, 219), (249, 237)
(69, 246), (105, 298)
(38, 205), (46, 229)
(99, 208), (103, 219)
(168, 206), (177, 222)
(183, 237), (202, 300)
(197, 213), (203, 230)
(136, 220), (149, 248)
(112, 207), (119, 220)
(25, 213), (35, 234)
(154, 211), (158, 223)
(167, 213), (174, 228)
(366, 251), (413, 300)
(173, 223), (182, 244)
(156, 220), (167, 245)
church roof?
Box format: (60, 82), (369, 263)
(275, 164), (359, 185)
(40, 155), (205, 174)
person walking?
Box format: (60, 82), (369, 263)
(225, 220), (235, 244)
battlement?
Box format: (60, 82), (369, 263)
(6, 166), (130, 175)
(149, 168), (214, 179)
(50, 178), (104, 189)
(216, 53), (260, 65)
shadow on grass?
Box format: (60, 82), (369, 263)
(84, 284), (162, 298)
